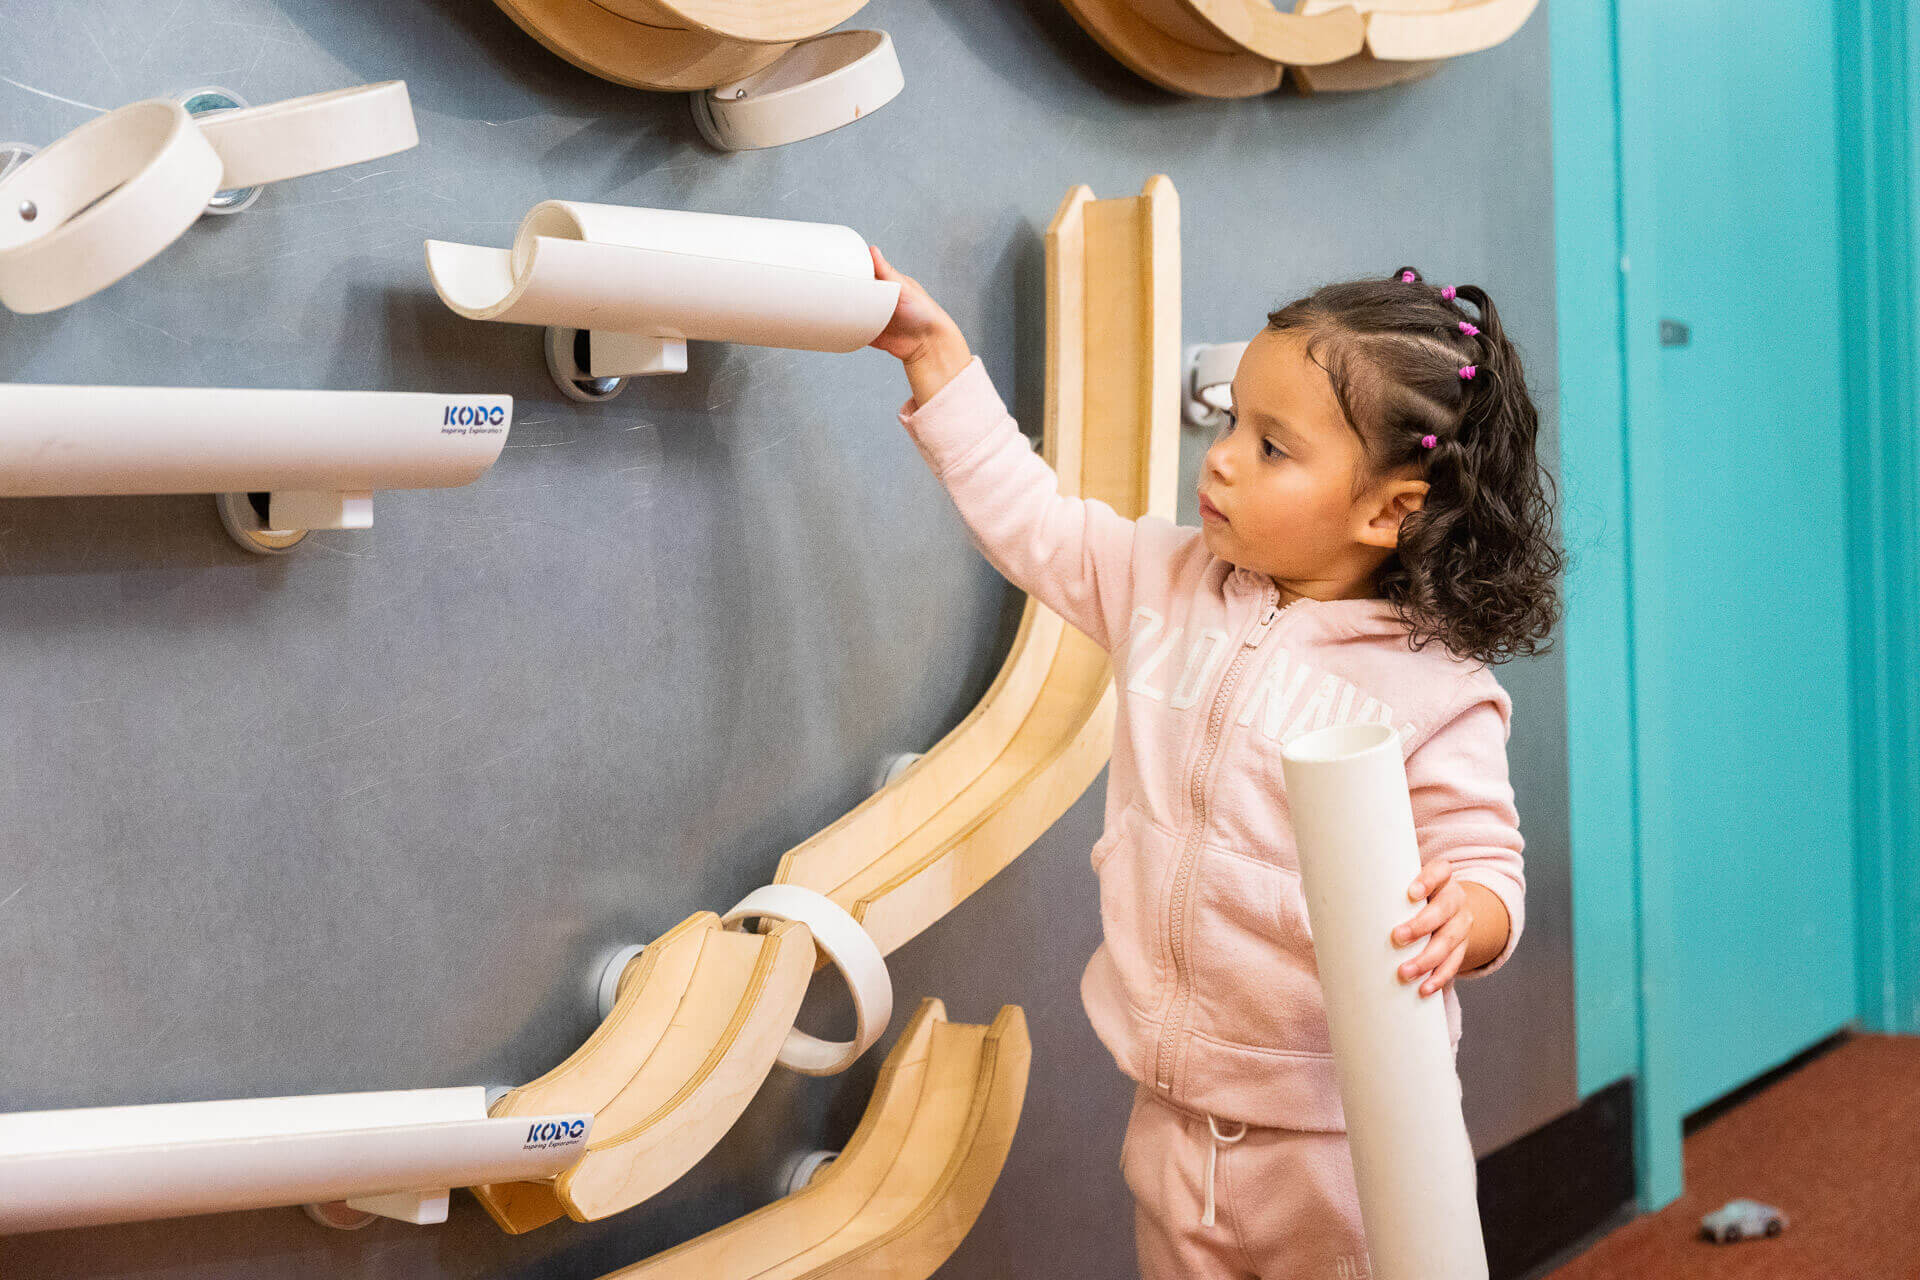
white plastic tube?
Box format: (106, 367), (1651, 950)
(425, 200), (901, 354)
(0, 1086), (591, 1234)
(0, 384), (511, 497)
(1278, 721), (1488, 1280)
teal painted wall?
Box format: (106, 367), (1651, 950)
(1548, 1), (1640, 1105)
(1556, 0), (1920, 1214)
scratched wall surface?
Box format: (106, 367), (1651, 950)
(0, 3), (1573, 1277)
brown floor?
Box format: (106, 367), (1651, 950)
(1544, 1033), (1920, 1279)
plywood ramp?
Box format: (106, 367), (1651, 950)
(774, 176), (1182, 958)
(603, 998), (1031, 1280)
(473, 913), (813, 1233)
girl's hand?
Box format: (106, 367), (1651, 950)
(1390, 856), (1473, 998)
(868, 246), (972, 405)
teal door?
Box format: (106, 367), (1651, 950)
(1625, 0), (1859, 1124)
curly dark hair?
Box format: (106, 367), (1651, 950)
(1265, 268), (1563, 665)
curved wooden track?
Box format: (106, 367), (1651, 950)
(1365, 0), (1541, 60)
(603, 999), (1031, 1280)
(473, 913), (813, 1232)
(589, 0), (866, 45)
(773, 176), (1182, 958)
(489, 0), (792, 91)
(1058, 0), (1284, 98)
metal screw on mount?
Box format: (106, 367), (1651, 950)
(176, 87), (261, 214)
(545, 327), (628, 403)
(2, 143), (39, 222)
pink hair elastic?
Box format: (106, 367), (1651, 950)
(1459, 321), (1480, 336)
(1441, 286), (1457, 300)
(1459, 365), (1477, 380)
(1421, 434), (1439, 449)
(1400, 270), (1417, 283)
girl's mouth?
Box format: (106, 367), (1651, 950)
(1199, 493), (1226, 523)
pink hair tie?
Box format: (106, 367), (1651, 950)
(1420, 434), (1438, 449)
(1459, 321), (1480, 336)
(1441, 286), (1457, 301)
(1400, 270), (1417, 283)
(1459, 365), (1477, 380)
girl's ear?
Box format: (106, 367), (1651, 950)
(1354, 478), (1429, 550)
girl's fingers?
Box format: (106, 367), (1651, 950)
(1421, 942), (1469, 996)
(1397, 912), (1472, 982)
(1408, 857), (1453, 901)
(1390, 900), (1445, 947)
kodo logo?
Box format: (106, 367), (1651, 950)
(523, 1119), (588, 1150)
(441, 403), (508, 435)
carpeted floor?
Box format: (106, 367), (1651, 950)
(1544, 1032), (1920, 1279)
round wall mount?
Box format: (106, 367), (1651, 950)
(545, 326), (627, 403)
(870, 751), (923, 796)
(176, 87), (261, 215)
(777, 1149), (839, 1197)
(595, 943), (648, 1020)
(216, 491), (308, 555)
(302, 1200), (377, 1231)
(692, 31), (904, 152)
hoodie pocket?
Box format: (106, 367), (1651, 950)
(1094, 806), (1176, 1013)
(1190, 845), (1334, 1056)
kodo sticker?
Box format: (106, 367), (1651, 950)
(522, 1119), (588, 1151)
(441, 404), (508, 436)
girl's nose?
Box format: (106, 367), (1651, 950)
(1204, 437), (1232, 485)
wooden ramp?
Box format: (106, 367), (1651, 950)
(604, 999), (1031, 1280)
(473, 913), (813, 1232)
(774, 176), (1182, 959)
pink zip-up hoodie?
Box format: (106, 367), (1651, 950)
(899, 357), (1527, 1133)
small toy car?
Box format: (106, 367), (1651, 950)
(1699, 1198), (1787, 1243)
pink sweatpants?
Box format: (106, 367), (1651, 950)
(1120, 1085), (1374, 1280)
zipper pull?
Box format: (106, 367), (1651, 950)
(1244, 599), (1282, 648)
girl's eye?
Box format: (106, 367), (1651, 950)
(1261, 437), (1286, 460)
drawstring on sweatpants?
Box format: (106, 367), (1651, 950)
(1200, 1114), (1248, 1228)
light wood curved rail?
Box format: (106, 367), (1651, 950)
(473, 913), (813, 1233)
(1057, 0), (1284, 98)
(1365, 0), (1541, 60)
(773, 176), (1182, 958)
(590, 0), (867, 46)
(489, 0), (793, 91)
(603, 998), (1031, 1280)
(1289, 1), (1443, 93)
(1172, 0), (1365, 66)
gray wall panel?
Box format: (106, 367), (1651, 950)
(0, 2), (1573, 1275)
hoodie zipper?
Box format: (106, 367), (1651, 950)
(1153, 581), (1290, 1093)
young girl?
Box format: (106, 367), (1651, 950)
(867, 247), (1559, 1280)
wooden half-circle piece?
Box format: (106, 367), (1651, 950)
(1289, 54), (1442, 93)
(472, 913), (813, 1233)
(1056, 0), (1284, 98)
(490, 0), (793, 91)
(1365, 0), (1542, 60)
(590, 0), (867, 46)
(1174, 0), (1366, 67)
(602, 998), (1031, 1280)
(773, 176), (1182, 957)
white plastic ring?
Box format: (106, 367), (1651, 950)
(720, 884), (892, 1076)
(0, 100), (223, 314)
(692, 31), (904, 152)
(194, 81), (418, 190)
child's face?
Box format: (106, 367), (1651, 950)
(1198, 327), (1427, 599)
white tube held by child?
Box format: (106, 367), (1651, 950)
(1279, 720), (1489, 1280)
